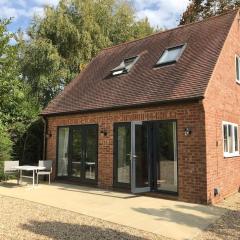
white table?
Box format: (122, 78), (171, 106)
(14, 166), (46, 187)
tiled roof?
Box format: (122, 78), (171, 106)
(42, 10), (237, 115)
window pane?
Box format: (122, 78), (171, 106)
(158, 46), (183, 65)
(58, 127), (69, 176)
(224, 124), (228, 153)
(71, 128), (84, 178)
(228, 125), (233, 153)
(156, 122), (177, 192)
(116, 125), (131, 184)
(237, 57), (240, 81)
(85, 126), (98, 180)
(234, 126), (238, 152)
(135, 124), (149, 188)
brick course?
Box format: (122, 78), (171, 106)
(45, 12), (240, 205)
(46, 101), (207, 204)
(204, 13), (240, 204)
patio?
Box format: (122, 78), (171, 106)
(0, 181), (226, 240)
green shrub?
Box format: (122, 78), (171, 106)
(0, 122), (13, 180)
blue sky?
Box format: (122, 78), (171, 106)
(1, 0), (189, 33)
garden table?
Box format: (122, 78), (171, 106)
(14, 166), (46, 188)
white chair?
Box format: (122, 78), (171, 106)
(37, 160), (52, 185)
(3, 161), (19, 183)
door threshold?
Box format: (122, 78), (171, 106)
(56, 179), (98, 187)
(141, 192), (179, 201)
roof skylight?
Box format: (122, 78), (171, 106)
(111, 56), (139, 76)
(156, 44), (186, 66)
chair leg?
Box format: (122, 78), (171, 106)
(49, 174), (50, 184)
(17, 172), (19, 185)
(37, 173), (39, 185)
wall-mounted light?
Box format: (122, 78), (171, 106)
(184, 128), (192, 136)
(214, 187), (220, 197)
(100, 129), (107, 137)
(46, 131), (52, 138)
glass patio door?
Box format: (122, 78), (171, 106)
(154, 121), (177, 193)
(57, 125), (98, 183)
(131, 121), (150, 193)
(70, 127), (84, 178)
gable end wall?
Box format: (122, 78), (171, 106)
(204, 11), (240, 203)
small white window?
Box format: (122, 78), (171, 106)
(236, 55), (240, 83)
(156, 44), (185, 66)
(223, 121), (239, 157)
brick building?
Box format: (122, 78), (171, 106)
(42, 10), (240, 204)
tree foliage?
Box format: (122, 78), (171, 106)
(21, 0), (154, 108)
(0, 19), (39, 175)
(180, 0), (240, 25)
(0, 1), (155, 170)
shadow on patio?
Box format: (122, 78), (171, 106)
(132, 203), (226, 230)
(21, 220), (148, 240)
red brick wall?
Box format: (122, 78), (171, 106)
(204, 13), (240, 203)
(46, 101), (207, 204)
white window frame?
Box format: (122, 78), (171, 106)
(235, 55), (240, 84)
(222, 121), (239, 158)
(156, 44), (186, 66)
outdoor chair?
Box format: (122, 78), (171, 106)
(3, 161), (19, 183)
(37, 160), (52, 185)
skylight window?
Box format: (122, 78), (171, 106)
(111, 56), (139, 76)
(156, 44), (186, 66)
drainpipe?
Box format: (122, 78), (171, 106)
(42, 116), (48, 160)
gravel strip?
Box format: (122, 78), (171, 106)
(1, 193), (239, 240)
(196, 193), (240, 240)
(0, 195), (168, 240)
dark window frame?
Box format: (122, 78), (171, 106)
(56, 124), (98, 185)
(113, 122), (131, 189)
(235, 55), (240, 83)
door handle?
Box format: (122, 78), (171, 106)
(126, 154), (137, 158)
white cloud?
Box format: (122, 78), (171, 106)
(1, 6), (29, 19)
(30, 6), (45, 18)
(33, 0), (59, 7)
(0, 0), (59, 20)
(134, 0), (189, 28)
(2, 0), (189, 32)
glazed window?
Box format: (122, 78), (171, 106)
(223, 121), (239, 157)
(236, 55), (240, 83)
(156, 44), (185, 66)
(111, 56), (139, 76)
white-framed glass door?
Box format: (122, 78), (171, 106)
(131, 121), (150, 193)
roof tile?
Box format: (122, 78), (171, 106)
(42, 10), (238, 115)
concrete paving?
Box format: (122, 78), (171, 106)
(0, 181), (226, 240)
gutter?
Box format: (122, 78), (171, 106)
(42, 116), (48, 160)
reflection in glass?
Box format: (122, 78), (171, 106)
(135, 124), (149, 188)
(57, 127), (69, 176)
(117, 126), (131, 184)
(85, 127), (97, 180)
(71, 128), (83, 177)
(156, 122), (177, 192)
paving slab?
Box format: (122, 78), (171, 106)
(0, 181), (226, 240)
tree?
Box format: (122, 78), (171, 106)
(0, 19), (39, 127)
(0, 19), (40, 170)
(180, 0), (240, 25)
(21, 0), (154, 108)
